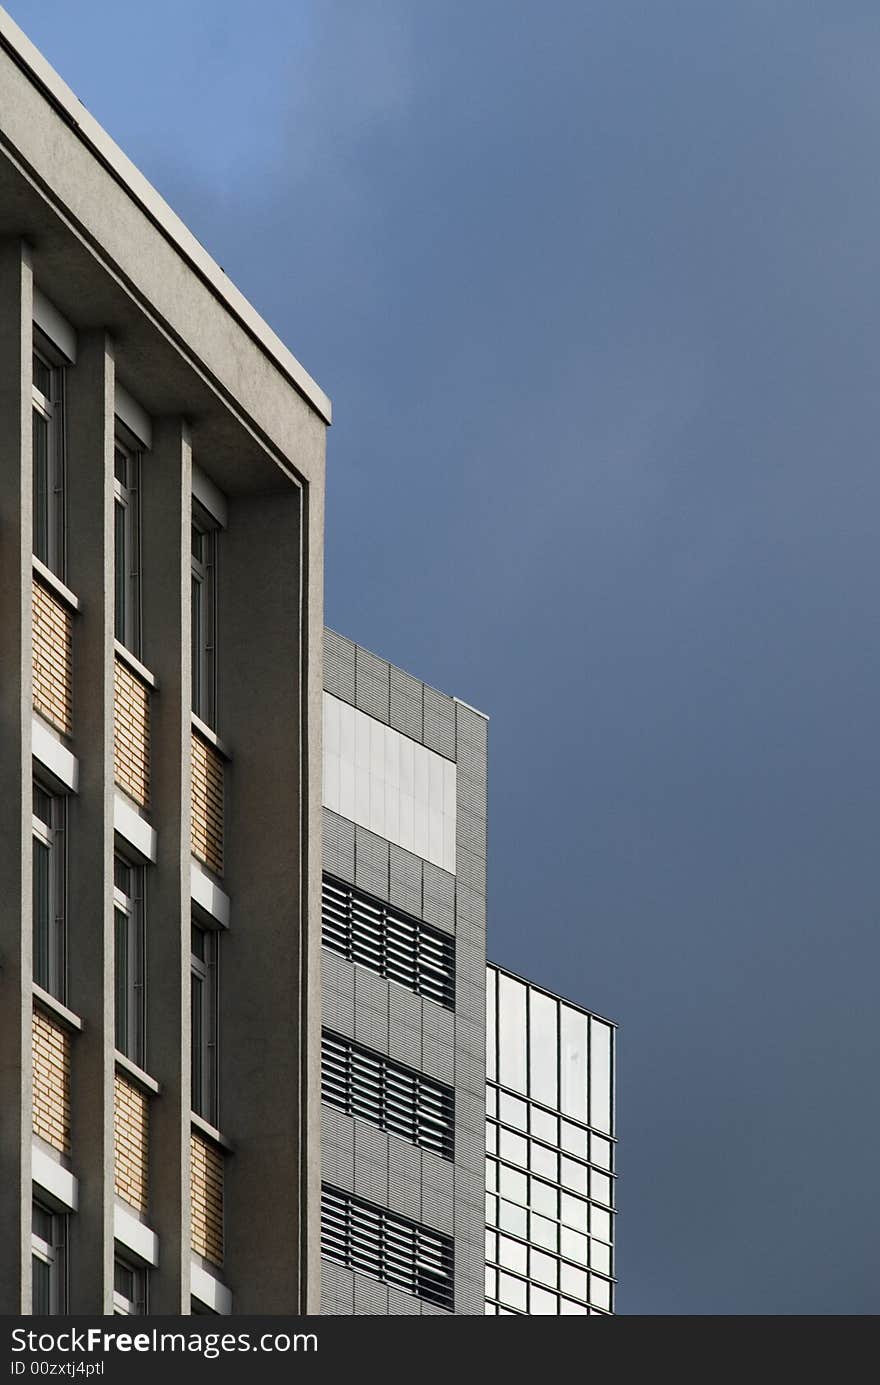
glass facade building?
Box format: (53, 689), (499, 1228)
(485, 965), (616, 1315)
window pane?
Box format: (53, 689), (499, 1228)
(560, 1192), (589, 1232)
(560, 1004), (588, 1124)
(115, 908), (128, 1054)
(560, 1262), (587, 1300)
(33, 410), (49, 565)
(561, 1156), (588, 1195)
(499, 1165), (527, 1206)
(529, 1213), (558, 1252)
(528, 989), (558, 1107)
(486, 967), (496, 1082)
(530, 1107), (557, 1145)
(114, 500), (126, 643)
(498, 1128), (527, 1168)
(529, 1141), (557, 1182)
(590, 1019), (613, 1135)
(529, 1177), (557, 1219)
(530, 1248), (558, 1288)
(32, 1255), (50, 1315)
(191, 576), (202, 716)
(561, 1226), (588, 1265)
(498, 1091), (527, 1131)
(33, 354), (52, 396)
(589, 1238), (611, 1275)
(33, 840), (50, 990)
(497, 1235), (527, 1275)
(497, 973), (527, 1095)
(191, 972), (203, 1114)
(498, 1199), (527, 1239)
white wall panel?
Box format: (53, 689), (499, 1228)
(323, 692), (456, 873)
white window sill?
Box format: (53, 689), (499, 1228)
(33, 985), (83, 1033)
(191, 714), (231, 761)
(114, 641), (157, 690)
(190, 1112), (234, 1154)
(32, 556), (80, 613)
(114, 1051), (160, 1096)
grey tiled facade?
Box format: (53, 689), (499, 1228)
(321, 629), (487, 1315)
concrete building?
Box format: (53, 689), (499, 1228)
(319, 630), (488, 1315)
(0, 8), (616, 1319)
(0, 9), (328, 1315)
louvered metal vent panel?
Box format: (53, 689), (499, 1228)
(322, 1030), (454, 1160)
(321, 1185), (454, 1311)
(322, 875), (455, 1009)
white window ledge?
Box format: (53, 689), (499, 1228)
(114, 1201), (159, 1267)
(33, 985), (83, 1033)
(191, 859), (231, 929)
(32, 1141), (78, 1212)
(32, 557), (80, 613)
(114, 791), (157, 863)
(191, 1259), (232, 1315)
(114, 641), (157, 691)
(114, 1051), (160, 1096)
(32, 716), (78, 793)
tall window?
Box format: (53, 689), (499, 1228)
(191, 505), (217, 727)
(32, 783), (65, 999)
(191, 922), (218, 1124)
(114, 441), (141, 654)
(32, 342), (65, 577)
(113, 1256), (148, 1315)
(114, 854), (145, 1066)
(32, 1201), (66, 1314)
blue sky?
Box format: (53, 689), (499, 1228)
(10, 0), (880, 1312)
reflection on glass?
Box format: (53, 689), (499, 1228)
(499, 1091), (527, 1131)
(529, 1141), (557, 1182)
(529, 988), (558, 1107)
(530, 1212), (558, 1253)
(561, 1156), (588, 1195)
(486, 966), (496, 1082)
(498, 973), (527, 1094)
(498, 1235), (527, 1275)
(499, 1128), (527, 1167)
(530, 1248), (558, 1288)
(560, 1004), (588, 1124)
(590, 1019), (612, 1134)
(561, 1226), (588, 1265)
(32, 839), (50, 991)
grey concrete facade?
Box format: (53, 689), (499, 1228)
(320, 630), (488, 1315)
(0, 9), (326, 1317)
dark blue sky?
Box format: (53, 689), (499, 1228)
(12, 0), (880, 1312)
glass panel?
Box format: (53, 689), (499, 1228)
(32, 1204), (52, 1244)
(560, 1296), (588, 1315)
(591, 1134), (612, 1170)
(589, 1238), (611, 1275)
(591, 1206), (611, 1243)
(499, 1092), (527, 1131)
(529, 1213), (558, 1252)
(528, 988), (557, 1107)
(191, 972), (203, 1114)
(191, 575), (202, 716)
(498, 1272), (527, 1313)
(497, 1235), (527, 1275)
(33, 354), (52, 396)
(485, 1229), (496, 1261)
(486, 966), (496, 1082)
(115, 500), (126, 643)
(484, 1266), (496, 1298)
(530, 1107), (557, 1145)
(497, 1199), (527, 1239)
(561, 1227), (588, 1265)
(530, 1248), (558, 1288)
(590, 1275), (611, 1311)
(32, 1255), (50, 1315)
(485, 1158), (497, 1192)
(560, 1119), (589, 1158)
(529, 1178), (557, 1219)
(485, 1086), (497, 1118)
(32, 410), (49, 565)
(560, 1192), (589, 1232)
(32, 839), (50, 991)
(497, 973), (527, 1095)
(590, 1019), (612, 1135)
(561, 1156), (588, 1195)
(485, 1192), (497, 1225)
(485, 1122), (497, 1154)
(560, 1004), (588, 1124)
(114, 856), (131, 896)
(529, 1285), (558, 1314)
(529, 1141), (557, 1181)
(591, 1170), (612, 1206)
(499, 1128), (527, 1168)
(499, 1165), (527, 1206)
(560, 1262), (587, 1300)
(114, 1260), (134, 1300)
(115, 908), (128, 1054)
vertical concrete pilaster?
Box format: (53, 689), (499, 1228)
(65, 331), (116, 1315)
(141, 418), (192, 1312)
(0, 238), (34, 1314)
